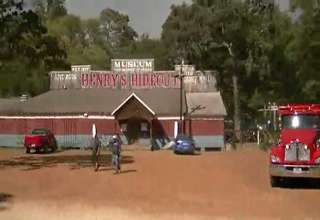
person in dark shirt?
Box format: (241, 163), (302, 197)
(91, 134), (101, 172)
(109, 134), (121, 174)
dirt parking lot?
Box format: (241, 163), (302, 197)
(0, 146), (320, 220)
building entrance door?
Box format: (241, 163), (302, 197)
(120, 118), (150, 145)
(127, 118), (140, 144)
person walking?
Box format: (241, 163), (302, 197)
(91, 124), (101, 172)
(109, 134), (121, 174)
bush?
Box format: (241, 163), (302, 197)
(258, 129), (279, 151)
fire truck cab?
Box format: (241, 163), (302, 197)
(269, 104), (320, 187)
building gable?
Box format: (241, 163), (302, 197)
(112, 93), (155, 120)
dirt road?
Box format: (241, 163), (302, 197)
(0, 146), (320, 220)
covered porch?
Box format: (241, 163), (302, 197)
(111, 93), (156, 148)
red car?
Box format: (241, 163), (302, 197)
(24, 128), (57, 153)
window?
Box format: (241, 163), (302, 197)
(282, 115), (319, 129)
(120, 123), (127, 132)
(31, 129), (47, 135)
(141, 122), (149, 132)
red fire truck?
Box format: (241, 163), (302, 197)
(269, 104), (320, 187)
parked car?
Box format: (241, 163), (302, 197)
(24, 128), (57, 153)
(173, 134), (195, 154)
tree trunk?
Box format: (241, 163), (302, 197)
(223, 41), (241, 144)
(232, 73), (241, 144)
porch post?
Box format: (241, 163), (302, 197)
(114, 119), (117, 134)
(150, 119), (154, 151)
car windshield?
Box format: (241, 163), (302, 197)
(31, 129), (47, 135)
(282, 115), (319, 129)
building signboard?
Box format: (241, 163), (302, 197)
(51, 72), (78, 81)
(49, 71), (80, 90)
(80, 71), (180, 89)
(174, 64), (195, 76)
(112, 59), (154, 72)
(175, 64), (196, 85)
(49, 60), (216, 91)
(71, 65), (91, 72)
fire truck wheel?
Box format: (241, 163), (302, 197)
(270, 176), (281, 187)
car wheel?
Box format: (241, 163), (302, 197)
(25, 148), (30, 154)
(51, 146), (57, 152)
(51, 140), (58, 152)
(270, 176), (280, 187)
(43, 145), (49, 153)
(50, 144), (56, 153)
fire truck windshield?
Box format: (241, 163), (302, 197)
(282, 115), (319, 129)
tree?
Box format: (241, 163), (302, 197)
(99, 8), (137, 49)
(162, 1), (250, 141)
(162, 0), (297, 140)
(32, 0), (67, 20)
(83, 18), (102, 46)
(0, 1), (67, 97)
(288, 1), (320, 102)
(120, 37), (170, 70)
(47, 14), (84, 46)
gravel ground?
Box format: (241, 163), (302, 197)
(0, 146), (320, 220)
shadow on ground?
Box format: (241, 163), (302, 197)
(0, 193), (13, 211)
(277, 178), (320, 190)
(0, 153), (134, 171)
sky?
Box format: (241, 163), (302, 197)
(65, 0), (191, 38)
(65, 0), (289, 39)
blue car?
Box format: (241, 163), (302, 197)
(173, 135), (195, 154)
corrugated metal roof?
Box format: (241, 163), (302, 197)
(186, 92), (227, 117)
(0, 89), (185, 116)
(0, 89), (227, 118)
(0, 98), (21, 113)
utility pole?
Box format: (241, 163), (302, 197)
(179, 59), (185, 134)
(175, 61), (199, 135)
(258, 102), (278, 131)
(174, 59), (186, 135)
(180, 60), (184, 123)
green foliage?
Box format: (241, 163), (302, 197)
(47, 14), (84, 46)
(44, 7), (142, 70)
(292, 8), (320, 102)
(100, 8), (137, 49)
(0, 1), (67, 97)
(258, 128), (279, 151)
(32, 0), (67, 20)
(115, 37), (170, 70)
(1, 2), (161, 97)
(162, 0), (320, 125)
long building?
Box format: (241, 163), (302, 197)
(0, 59), (227, 150)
